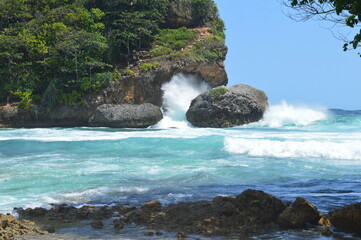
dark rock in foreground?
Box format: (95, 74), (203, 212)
(88, 103), (163, 128)
(186, 84), (268, 128)
(329, 202), (361, 234)
(0, 213), (47, 239)
(16, 189), (330, 238)
(277, 197), (324, 229)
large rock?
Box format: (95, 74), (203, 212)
(186, 84), (268, 128)
(277, 197), (322, 229)
(329, 202), (361, 234)
(88, 103), (163, 128)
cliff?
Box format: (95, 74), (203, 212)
(0, 0), (227, 128)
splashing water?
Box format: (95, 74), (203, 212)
(257, 101), (327, 128)
(154, 73), (210, 128)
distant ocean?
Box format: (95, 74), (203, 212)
(1, 74), (361, 239)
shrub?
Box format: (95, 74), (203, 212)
(209, 87), (228, 99)
(149, 27), (197, 57)
(124, 69), (135, 76)
(139, 62), (161, 72)
(12, 90), (33, 110)
(58, 90), (83, 107)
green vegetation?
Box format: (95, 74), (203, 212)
(209, 87), (228, 99)
(139, 62), (161, 72)
(0, 0), (225, 109)
(150, 27), (198, 57)
(285, 0), (361, 53)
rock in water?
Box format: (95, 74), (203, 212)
(277, 197), (322, 229)
(186, 84), (268, 128)
(88, 104), (163, 128)
(329, 202), (361, 234)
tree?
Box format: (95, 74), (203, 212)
(283, 0), (361, 52)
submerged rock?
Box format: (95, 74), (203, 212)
(186, 84), (268, 128)
(329, 202), (361, 234)
(88, 103), (163, 128)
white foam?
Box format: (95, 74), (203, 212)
(154, 73), (210, 129)
(51, 186), (150, 204)
(256, 101), (327, 128)
(224, 137), (361, 161)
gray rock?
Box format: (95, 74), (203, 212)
(186, 84), (268, 128)
(89, 104), (163, 128)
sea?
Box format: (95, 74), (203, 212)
(1, 74), (361, 239)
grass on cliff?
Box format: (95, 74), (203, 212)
(209, 87), (228, 99)
(150, 27), (198, 57)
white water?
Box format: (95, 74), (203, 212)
(256, 101), (327, 128)
(155, 73), (210, 129)
(224, 137), (361, 161)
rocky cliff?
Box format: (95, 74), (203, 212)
(0, 0), (228, 128)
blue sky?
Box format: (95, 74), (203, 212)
(214, 0), (360, 110)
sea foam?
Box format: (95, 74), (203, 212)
(256, 101), (327, 128)
(154, 73), (209, 129)
(224, 137), (361, 161)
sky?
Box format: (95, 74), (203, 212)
(214, 0), (361, 110)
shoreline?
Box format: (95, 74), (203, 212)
(6, 189), (361, 240)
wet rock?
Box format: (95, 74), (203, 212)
(88, 103), (163, 128)
(277, 197), (322, 229)
(141, 200), (162, 213)
(113, 218), (125, 230)
(44, 225), (56, 233)
(90, 220), (103, 229)
(329, 202), (361, 234)
(235, 189), (287, 224)
(321, 228), (333, 237)
(0, 213), (47, 239)
(176, 231), (187, 239)
(186, 84), (268, 128)
(144, 231), (154, 236)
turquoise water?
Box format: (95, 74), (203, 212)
(1, 101), (361, 239)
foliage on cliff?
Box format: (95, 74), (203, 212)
(0, 0), (225, 108)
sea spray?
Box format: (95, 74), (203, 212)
(155, 73), (210, 128)
(257, 101), (327, 128)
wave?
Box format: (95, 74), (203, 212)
(255, 101), (327, 128)
(224, 137), (361, 160)
(154, 73), (209, 129)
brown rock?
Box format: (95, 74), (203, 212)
(329, 202), (361, 234)
(0, 213), (47, 239)
(176, 231), (187, 239)
(113, 219), (125, 230)
(90, 220), (103, 229)
(141, 200), (162, 213)
(277, 197), (322, 229)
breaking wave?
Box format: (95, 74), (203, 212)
(256, 101), (327, 128)
(224, 137), (361, 160)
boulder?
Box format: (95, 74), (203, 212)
(186, 84), (268, 128)
(329, 202), (361, 234)
(0, 213), (47, 239)
(277, 197), (322, 229)
(88, 103), (163, 128)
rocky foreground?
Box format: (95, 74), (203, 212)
(7, 189), (361, 239)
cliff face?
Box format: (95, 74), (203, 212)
(0, 0), (227, 128)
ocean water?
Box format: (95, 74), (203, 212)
(1, 75), (361, 239)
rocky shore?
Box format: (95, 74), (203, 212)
(8, 189), (361, 239)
